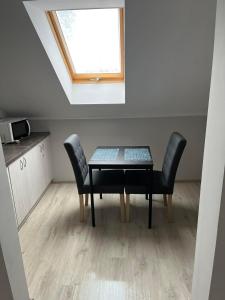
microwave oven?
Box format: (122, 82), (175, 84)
(0, 118), (31, 144)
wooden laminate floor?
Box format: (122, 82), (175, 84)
(19, 182), (200, 300)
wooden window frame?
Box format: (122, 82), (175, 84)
(47, 8), (125, 83)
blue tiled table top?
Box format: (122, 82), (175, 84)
(90, 147), (152, 161)
(91, 148), (119, 161)
(124, 148), (151, 161)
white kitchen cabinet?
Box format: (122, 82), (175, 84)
(8, 137), (52, 227)
(25, 144), (42, 208)
(38, 137), (52, 194)
(8, 158), (30, 226)
(6, 168), (18, 225)
(43, 137), (52, 187)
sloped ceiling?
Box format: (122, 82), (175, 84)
(0, 0), (216, 119)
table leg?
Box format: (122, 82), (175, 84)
(148, 168), (153, 229)
(99, 169), (103, 199)
(89, 166), (95, 227)
(146, 170), (148, 201)
(148, 193), (152, 229)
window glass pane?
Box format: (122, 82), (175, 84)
(56, 8), (121, 74)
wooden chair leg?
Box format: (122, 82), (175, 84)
(79, 194), (85, 222)
(85, 194), (89, 206)
(163, 194), (168, 207)
(120, 194), (125, 222)
(167, 194), (173, 222)
(126, 194), (130, 222)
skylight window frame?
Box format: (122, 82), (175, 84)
(47, 8), (125, 83)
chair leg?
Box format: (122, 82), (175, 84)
(125, 194), (130, 222)
(167, 194), (173, 222)
(85, 194), (89, 206)
(99, 169), (102, 199)
(79, 194), (85, 222)
(163, 194), (168, 207)
(120, 194), (125, 222)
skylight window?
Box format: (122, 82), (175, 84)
(47, 8), (124, 83)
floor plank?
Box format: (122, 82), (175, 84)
(19, 182), (200, 300)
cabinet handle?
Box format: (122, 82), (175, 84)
(20, 159), (23, 170)
(23, 157), (27, 168)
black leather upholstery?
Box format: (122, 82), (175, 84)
(161, 132), (186, 191)
(64, 134), (124, 195)
(64, 134), (89, 194)
(125, 170), (169, 194)
(125, 132), (187, 195)
(83, 170), (124, 194)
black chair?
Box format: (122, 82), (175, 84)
(125, 132), (187, 225)
(64, 134), (125, 223)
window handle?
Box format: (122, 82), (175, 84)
(89, 77), (101, 82)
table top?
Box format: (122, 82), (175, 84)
(88, 146), (153, 169)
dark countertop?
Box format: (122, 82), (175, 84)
(3, 132), (50, 166)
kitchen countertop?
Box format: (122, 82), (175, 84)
(3, 132), (50, 166)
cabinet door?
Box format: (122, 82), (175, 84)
(23, 146), (41, 209)
(8, 159), (28, 226)
(6, 168), (18, 225)
(36, 142), (47, 194)
(25, 137), (52, 208)
(42, 137), (52, 187)
(8, 137), (52, 227)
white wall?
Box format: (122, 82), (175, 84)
(24, 0), (125, 105)
(0, 0), (216, 118)
(0, 0), (215, 184)
(0, 109), (6, 118)
(209, 171), (225, 298)
(192, 0), (225, 299)
(31, 116), (206, 181)
(0, 246), (13, 300)
(0, 142), (29, 300)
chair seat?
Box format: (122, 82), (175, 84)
(82, 170), (124, 194)
(125, 170), (171, 195)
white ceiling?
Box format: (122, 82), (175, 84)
(0, 0), (216, 119)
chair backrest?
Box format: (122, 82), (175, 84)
(162, 132), (187, 191)
(64, 134), (88, 194)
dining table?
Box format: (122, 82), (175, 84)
(88, 146), (154, 228)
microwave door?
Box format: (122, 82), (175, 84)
(11, 120), (30, 141)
